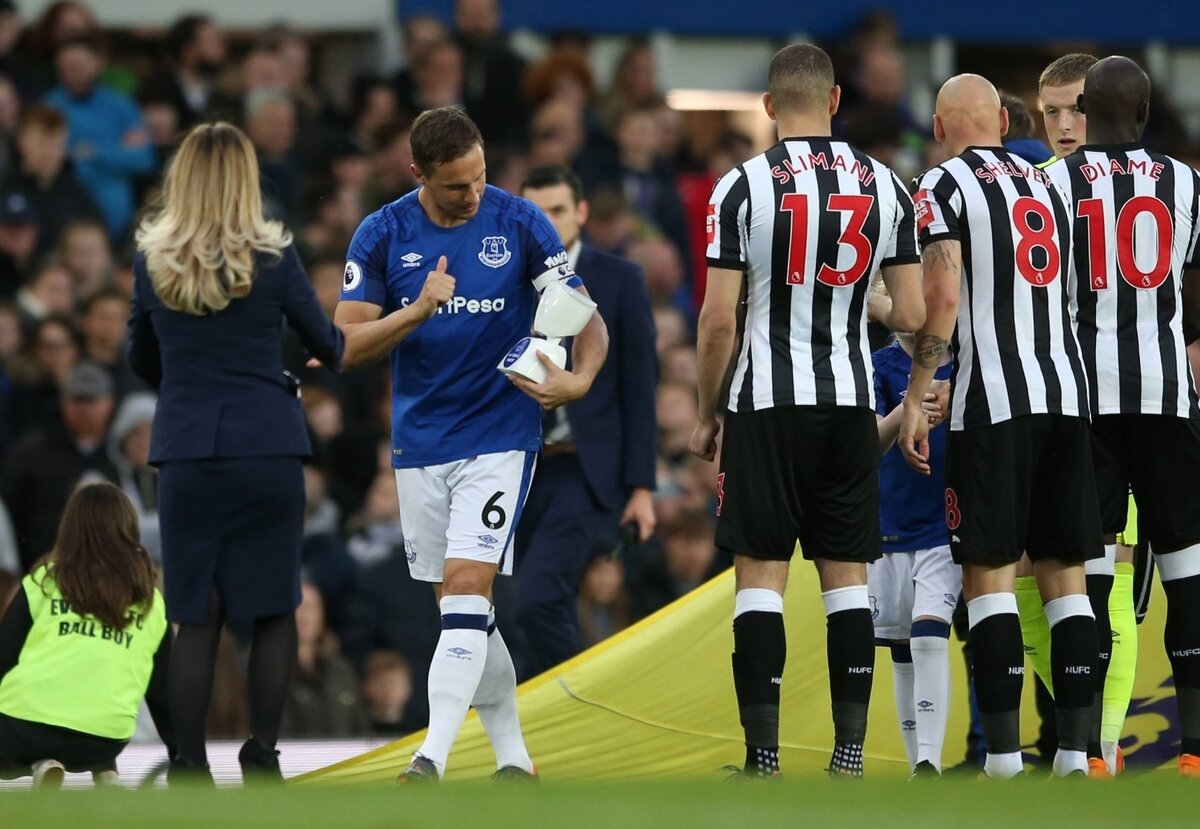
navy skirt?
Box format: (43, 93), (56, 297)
(158, 457), (304, 625)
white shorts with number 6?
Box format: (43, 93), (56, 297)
(394, 450), (537, 583)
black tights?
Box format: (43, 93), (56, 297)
(168, 589), (298, 766)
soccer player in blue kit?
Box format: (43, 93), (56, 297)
(868, 312), (960, 777)
(336, 107), (608, 781)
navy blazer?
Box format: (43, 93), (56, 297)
(566, 244), (658, 509)
(128, 245), (344, 464)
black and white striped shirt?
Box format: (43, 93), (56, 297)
(706, 137), (919, 413)
(914, 147), (1089, 431)
(1044, 145), (1200, 419)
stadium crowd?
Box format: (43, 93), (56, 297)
(0, 0), (1195, 752)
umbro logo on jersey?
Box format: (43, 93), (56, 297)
(400, 252), (423, 268)
(478, 236), (512, 268)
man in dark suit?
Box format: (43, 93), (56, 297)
(516, 166), (658, 674)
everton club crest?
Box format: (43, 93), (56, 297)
(478, 236), (512, 269)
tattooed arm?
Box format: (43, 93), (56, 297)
(899, 239), (962, 475)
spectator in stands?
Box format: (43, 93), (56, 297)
(578, 553), (630, 648)
(627, 238), (686, 307)
(16, 265), (73, 332)
(298, 464), (357, 636)
(407, 38), (464, 114)
(361, 649), (415, 736)
(0, 188), (38, 296)
(363, 120), (417, 206)
(0, 4), (24, 97)
(580, 104), (691, 278)
(528, 99), (586, 169)
(6, 105), (100, 259)
(24, 2), (100, 80)
(245, 89), (301, 227)
(45, 34), (154, 241)
(7, 314), (78, 436)
(392, 14), (448, 116)
(346, 76), (398, 155)
(280, 582), (371, 738)
(81, 288), (143, 400)
(107, 391), (159, 562)
(583, 190), (638, 255)
(1, 360), (117, 571)
(598, 40), (659, 133)
(524, 48), (595, 114)
(58, 217), (112, 299)
(453, 0), (527, 148)
(151, 14), (226, 131)
(0, 73), (19, 184)
(240, 39), (286, 95)
(630, 509), (720, 619)
(652, 305), (688, 361)
(656, 379), (696, 464)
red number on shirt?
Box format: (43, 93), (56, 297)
(715, 473), (726, 516)
(1077, 196), (1173, 291)
(1012, 196), (1061, 286)
(945, 488), (962, 531)
(781, 193), (876, 287)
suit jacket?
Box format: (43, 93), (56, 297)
(566, 245), (658, 509)
(128, 245), (344, 464)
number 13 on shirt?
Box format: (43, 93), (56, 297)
(781, 193), (876, 287)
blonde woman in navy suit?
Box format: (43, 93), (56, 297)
(128, 122), (343, 784)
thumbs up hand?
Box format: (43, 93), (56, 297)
(415, 256), (456, 320)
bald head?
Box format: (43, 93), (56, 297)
(1082, 56), (1150, 141)
(934, 74), (1006, 152)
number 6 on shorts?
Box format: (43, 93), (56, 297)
(395, 450), (537, 583)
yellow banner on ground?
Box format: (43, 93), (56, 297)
(299, 566), (1178, 783)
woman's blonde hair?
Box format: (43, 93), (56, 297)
(135, 122), (291, 316)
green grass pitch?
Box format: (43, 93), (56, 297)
(2, 774), (1196, 829)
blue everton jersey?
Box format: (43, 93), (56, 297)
(343, 185), (581, 468)
(873, 341), (953, 553)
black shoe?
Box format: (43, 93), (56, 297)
(397, 755), (439, 784)
(910, 760), (940, 780)
(722, 764), (781, 782)
(238, 739), (282, 784)
(167, 758), (215, 787)
(492, 765), (538, 782)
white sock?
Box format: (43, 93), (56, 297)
(1053, 748), (1088, 777)
(892, 657), (918, 769)
(417, 594), (491, 776)
(473, 610), (533, 773)
(911, 635), (951, 771)
(984, 751), (1024, 779)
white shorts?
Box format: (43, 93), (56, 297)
(394, 450), (537, 583)
(867, 545), (961, 640)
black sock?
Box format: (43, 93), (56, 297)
(969, 612), (1023, 755)
(1050, 613), (1097, 753)
(247, 611), (298, 750)
(1162, 574), (1200, 756)
(1085, 574), (1113, 758)
(827, 607), (874, 773)
(732, 611), (785, 773)
(168, 589), (225, 766)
